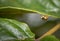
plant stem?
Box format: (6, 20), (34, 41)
(35, 23), (60, 41)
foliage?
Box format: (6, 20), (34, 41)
(0, 0), (60, 17)
(0, 0), (60, 41)
(40, 35), (59, 41)
(0, 18), (35, 41)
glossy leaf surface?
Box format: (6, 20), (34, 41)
(0, 0), (60, 17)
(0, 18), (35, 41)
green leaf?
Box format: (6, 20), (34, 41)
(40, 35), (59, 41)
(0, 0), (60, 18)
(0, 18), (35, 41)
